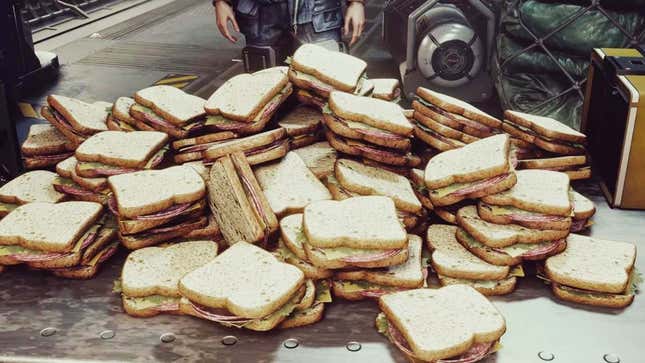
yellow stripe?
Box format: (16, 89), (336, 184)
(155, 75), (198, 85)
(18, 102), (41, 119)
(170, 82), (190, 89)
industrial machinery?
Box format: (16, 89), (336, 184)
(383, 0), (496, 102)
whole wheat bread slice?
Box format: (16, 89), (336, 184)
(21, 124), (72, 156)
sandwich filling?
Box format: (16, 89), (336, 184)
(503, 121), (585, 151)
(52, 176), (109, 202)
(76, 145), (168, 177)
(50, 241), (118, 273)
(109, 195), (206, 234)
(323, 105), (408, 142)
(416, 98), (495, 134)
(289, 68), (366, 97)
(130, 104), (205, 135)
(479, 202), (570, 224)
(296, 89), (326, 108)
(415, 123), (464, 148)
(430, 173), (514, 200)
(458, 229), (565, 260)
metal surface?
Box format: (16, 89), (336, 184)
(0, 180), (644, 362)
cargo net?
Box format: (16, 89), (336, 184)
(493, 0), (645, 129)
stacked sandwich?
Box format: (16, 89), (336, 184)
(106, 97), (137, 131)
(20, 124), (74, 169)
(178, 241), (332, 330)
(202, 129), (289, 167)
(289, 43), (367, 109)
(504, 110), (590, 180)
(172, 131), (238, 164)
(569, 189), (596, 232)
(40, 95), (111, 147)
(412, 88), (502, 152)
(324, 91), (419, 168)
(53, 156), (109, 203)
(277, 105), (324, 149)
(0, 201), (118, 278)
(107, 165), (209, 249)
(368, 78), (401, 103)
(0, 170), (65, 218)
(292, 141), (338, 179)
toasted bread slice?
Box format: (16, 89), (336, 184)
(135, 86), (206, 126)
(76, 131), (168, 168)
(416, 88), (502, 128)
(21, 124), (72, 156)
(370, 78), (401, 101)
(291, 43), (367, 93)
(504, 110), (586, 144)
(278, 106), (322, 137)
(329, 91), (413, 136)
(0, 170), (65, 205)
(254, 152), (332, 217)
(47, 95), (108, 134)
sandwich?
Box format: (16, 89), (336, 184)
(0, 201), (117, 278)
(409, 168), (434, 211)
(207, 152), (278, 246)
(121, 240), (219, 317)
(0, 170), (65, 218)
(569, 189), (595, 232)
(377, 286), (505, 362)
(179, 241), (326, 331)
(456, 205), (568, 266)
(202, 128), (289, 166)
(427, 224), (520, 295)
(296, 88), (326, 110)
(53, 156), (109, 204)
(171, 131), (238, 164)
(129, 85), (207, 139)
(369, 78), (401, 103)
(424, 134), (516, 207)
(288, 43), (367, 99)
(74, 131), (169, 178)
(41, 95), (110, 147)
(107, 97), (145, 132)
(543, 234), (638, 308)
(254, 151), (332, 217)
(332, 235), (426, 300)
(292, 141), (338, 179)
(107, 165), (208, 249)
(20, 124), (74, 169)
(503, 110), (586, 155)
(277, 105), (323, 149)
(518, 155), (591, 181)
(204, 68), (293, 135)
(478, 169), (572, 230)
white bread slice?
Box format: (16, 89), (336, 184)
(205, 70), (288, 121)
(545, 234), (636, 294)
(179, 241), (304, 318)
(335, 159), (421, 214)
(335, 235), (425, 288)
(303, 196), (407, 249)
(416, 88), (501, 128)
(427, 224), (509, 280)
(112, 97), (137, 124)
(424, 134), (511, 189)
(135, 85), (206, 126)
(504, 110), (586, 144)
(0, 201), (102, 252)
(329, 91), (413, 136)
(291, 43), (367, 92)
(57, 157), (107, 192)
(570, 190), (595, 220)
(293, 141), (338, 179)
(122, 241), (219, 298)
(0, 170), (65, 205)
(278, 106), (322, 137)
(75, 131), (168, 168)
(379, 285), (506, 362)
(47, 95), (108, 134)
(482, 169), (571, 216)
(370, 78), (400, 101)
(21, 124), (71, 156)
(108, 165), (205, 218)
(254, 152), (332, 217)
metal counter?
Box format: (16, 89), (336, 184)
(0, 180), (643, 363)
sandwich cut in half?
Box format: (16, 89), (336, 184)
(369, 78), (401, 103)
(332, 235), (426, 300)
(478, 169), (572, 231)
(107, 165), (208, 249)
(179, 241), (325, 331)
(53, 156), (109, 204)
(518, 155), (591, 181)
(254, 151), (332, 217)
(171, 130), (238, 164)
(456, 205), (568, 266)
(503, 110), (586, 156)
(0, 201), (118, 278)
(41, 95), (111, 147)
(0, 170), (65, 218)
(129, 85), (207, 139)
(202, 128), (289, 167)
(121, 240), (219, 317)
(293, 141), (338, 179)
(204, 68), (293, 134)
(74, 131), (169, 178)
(21, 124), (75, 169)
(424, 134), (517, 207)
(544, 234), (638, 308)
(277, 105), (323, 149)
(427, 224), (520, 295)
(208, 152), (278, 246)
(569, 189), (595, 232)
(377, 285), (506, 363)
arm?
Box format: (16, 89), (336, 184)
(214, 0), (240, 43)
(344, 0), (365, 46)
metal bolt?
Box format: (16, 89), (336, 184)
(538, 351), (555, 361)
(160, 333), (176, 343)
(221, 336), (238, 346)
(603, 354), (620, 363)
(346, 341), (361, 352)
(40, 327), (57, 337)
(283, 338), (299, 349)
(99, 330), (115, 340)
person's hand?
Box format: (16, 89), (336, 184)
(344, 2), (365, 46)
(215, 1), (240, 43)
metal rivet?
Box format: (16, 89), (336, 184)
(221, 335), (238, 346)
(283, 338), (299, 349)
(346, 341), (361, 352)
(160, 333), (176, 343)
(40, 327), (57, 337)
(603, 354), (620, 363)
(99, 330), (115, 340)
(538, 351), (555, 361)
